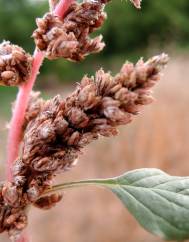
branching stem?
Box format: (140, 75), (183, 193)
(42, 178), (115, 197)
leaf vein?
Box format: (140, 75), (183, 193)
(150, 189), (189, 211)
(117, 185), (188, 233)
(151, 177), (189, 188)
(127, 174), (164, 186)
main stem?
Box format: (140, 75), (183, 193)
(6, 0), (74, 241)
(6, 50), (44, 181)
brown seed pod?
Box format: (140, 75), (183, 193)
(34, 193), (63, 210)
(0, 41), (33, 86)
(2, 183), (22, 208)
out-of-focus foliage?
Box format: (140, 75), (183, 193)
(0, 0), (47, 52)
(104, 0), (189, 55)
(0, 0), (189, 82)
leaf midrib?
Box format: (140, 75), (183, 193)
(104, 178), (189, 198)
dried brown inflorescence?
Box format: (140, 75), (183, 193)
(0, 42), (33, 86)
(0, 54), (168, 239)
(32, 1), (107, 61)
(21, 54), (168, 178)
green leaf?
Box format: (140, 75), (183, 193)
(47, 168), (189, 241)
(106, 168), (189, 241)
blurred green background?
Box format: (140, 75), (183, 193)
(0, 0), (189, 117)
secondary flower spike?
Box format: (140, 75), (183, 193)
(33, 1), (107, 61)
(22, 54), (168, 172)
(0, 42), (33, 86)
(20, 53), (169, 207)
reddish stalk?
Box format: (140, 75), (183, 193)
(6, 0), (74, 241)
(6, 50), (44, 181)
(54, 0), (74, 16)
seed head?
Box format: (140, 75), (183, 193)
(33, 1), (107, 61)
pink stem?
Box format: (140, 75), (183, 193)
(18, 232), (30, 242)
(6, 0), (74, 241)
(54, 0), (74, 17)
(6, 50), (44, 181)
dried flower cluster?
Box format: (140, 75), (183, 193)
(34, 0), (142, 61)
(0, 54), (168, 240)
(0, 42), (33, 86)
(33, 1), (107, 61)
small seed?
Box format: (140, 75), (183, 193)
(36, 18), (46, 30)
(1, 71), (15, 80)
(0, 58), (4, 67)
(13, 51), (25, 61)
